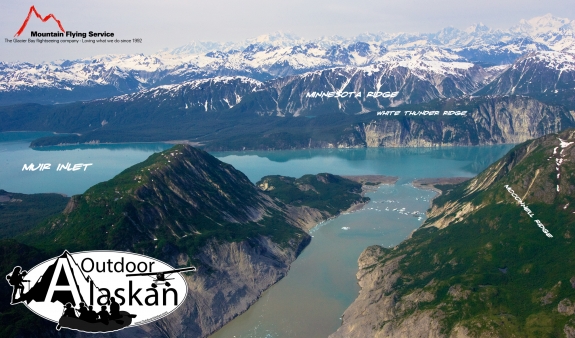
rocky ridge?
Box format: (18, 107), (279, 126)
(12, 145), (367, 338)
(331, 129), (575, 337)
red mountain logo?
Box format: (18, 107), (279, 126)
(15, 5), (66, 37)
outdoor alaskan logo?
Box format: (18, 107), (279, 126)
(6, 250), (196, 333)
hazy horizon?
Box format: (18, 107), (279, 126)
(0, 0), (572, 63)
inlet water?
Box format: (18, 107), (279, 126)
(0, 133), (513, 337)
(0, 132), (171, 196)
(209, 146), (513, 338)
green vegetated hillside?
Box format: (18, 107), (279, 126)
(257, 174), (368, 215)
(0, 190), (69, 239)
(332, 129), (575, 338)
(18, 145), (366, 259)
(19, 144), (309, 259)
(2, 144), (368, 338)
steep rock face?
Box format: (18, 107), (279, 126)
(284, 205), (330, 230)
(424, 128), (575, 229)
(331, 129), (575, 337)
(71, 61), (497, 119)
(332, 96), (575, 149)
(469, 96), (572, 144)
(119, 236), (309, 338)
(329, 247), (446, 338)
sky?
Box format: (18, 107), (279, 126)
(0, 0), (573, 63)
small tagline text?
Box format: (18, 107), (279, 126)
(5, 38), (142, 44)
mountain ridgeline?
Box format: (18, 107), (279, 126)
(21, 144), (294, 254)
(331, 129), (575, 337)
(1, 16), (575, 151)
(3, 144), (368, 338)
(3, 89), (573, 151)
(1, 14), (575, 105)
(1, 42), (575, 150)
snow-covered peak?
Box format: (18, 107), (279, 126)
(107, 76), (263, 103)
(169, 31), (305, 56)
(2, 14), (575, 105)
(512, 14), (572, 35)
(251, 31), (304, 46)
(377, 47), (465, 63)
(157, 14), (575, 57)
(170, 41), (238, 55)
(518, 51), (575, 72)
(465, 23), (490, 34)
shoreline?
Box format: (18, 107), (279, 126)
(341, 175), (399, 186)
(2, 131), (518, 151)
(346, 175), (399, 211)
(403, 177), (472, 241)
(411, 177), (470, 204)
(163, 140), (205, 146)
(307, 175), (399, 232)
(342, 175), (399, 197)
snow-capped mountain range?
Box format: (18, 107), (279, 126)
(478, 51), (575, 96)
(0, 14), (574, 106)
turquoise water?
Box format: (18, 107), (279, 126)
(1, 132), (513, 195)
(208, 146), (514, 338)
(211, 146), (513, 183)
(210, 183), (437, 338)
(0, 133), (514, 337)
(0, 132), (172, 196)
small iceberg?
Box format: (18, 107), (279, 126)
(341, 227), (350, 230)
